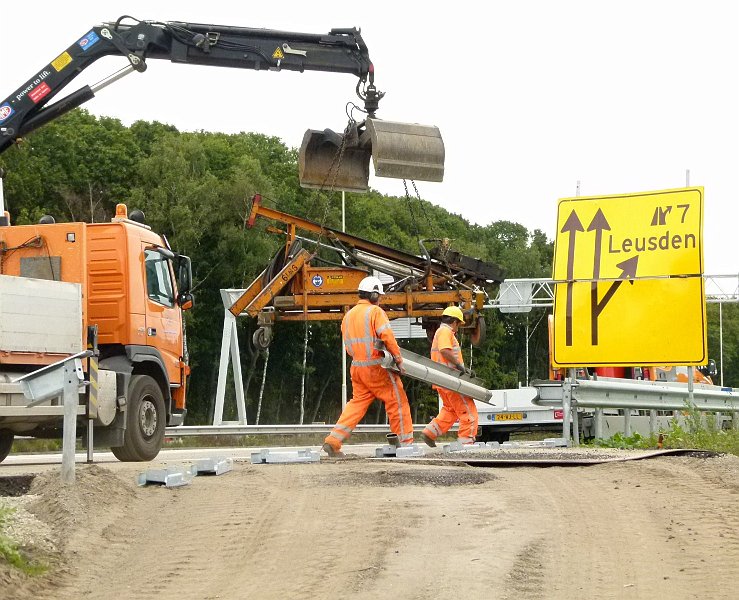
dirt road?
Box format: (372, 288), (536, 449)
(2, 450), (738, 599)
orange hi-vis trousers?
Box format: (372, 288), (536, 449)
(422, 387), (479, 442)
(324, 364), (414, 451)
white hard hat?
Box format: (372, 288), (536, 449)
(358, 276), (385, 295)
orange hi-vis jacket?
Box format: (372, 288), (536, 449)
(324, 299), (414, 451)
(424, 323), (478, 441)
(431, 324), (463, 378)
(341, 299), (402, 367)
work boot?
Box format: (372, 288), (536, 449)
(322, 443), (345, 458)
(422, 433), (437, 448)
(458, 436), (476, 445)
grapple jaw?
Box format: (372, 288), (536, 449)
(298, 128), (371, 193)
(298, 118), (445, 193)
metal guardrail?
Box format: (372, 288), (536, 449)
(535, 378), (739, 411)
(8, 351), (92, 483)
(532, 377), (739, 444)
(164, 423), (454, 437)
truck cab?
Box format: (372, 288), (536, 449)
(0, 204), (192, 462)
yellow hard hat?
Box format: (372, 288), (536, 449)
(442, 306), (465, 323)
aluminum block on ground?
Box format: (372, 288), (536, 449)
(443, 441), (488, 454)
(194, 457), (234, 475)
(251, 449), (320, 464)
(501, 438), (568, 449)
(542, 438), (568, 447)
(137, 464), (197, 487)
(375, 444), (398, 457)
(374, 444), (425, 458)
(395, 445), (425, 458)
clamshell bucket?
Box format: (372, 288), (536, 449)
(365, 118), (445, 182)
(298, 119), (445, 192)
(299, 128), (371, 193)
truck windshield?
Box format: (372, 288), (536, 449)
(144, 249), (175, 307)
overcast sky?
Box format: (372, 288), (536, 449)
(2, 1), (737, 275)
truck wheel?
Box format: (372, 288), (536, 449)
(0, 430), (13, 463)
(111, 375), (166, 462)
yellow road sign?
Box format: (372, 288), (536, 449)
(552, 187), (706, 367)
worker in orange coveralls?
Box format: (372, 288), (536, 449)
(322, 276), (414, 457)
(421, 306), (478, 447)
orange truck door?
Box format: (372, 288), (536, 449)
(142, 246), (183, 384)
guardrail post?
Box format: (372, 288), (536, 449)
(86, 324), (98, 464)
(61, 359), (81, 485)
(623, 409), (632, 437)
(594, 408), (603, 439)
(649, 410), (657, 437)
(562, 377), (572, 447)
(571, 399), (580, 447)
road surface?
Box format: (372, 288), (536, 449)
(1, 445), (738, 599)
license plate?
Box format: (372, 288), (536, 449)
(494, 412), (524, 421)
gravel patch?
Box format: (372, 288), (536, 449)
(325, 466), (497, 487)
(1, 495), (57, 555)
(431, 446), (660, 462)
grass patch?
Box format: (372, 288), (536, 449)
(0, 505), (48, 576)
(591, 406), (739, 455)
(10, 439), (62, 454)
(660, 410), (739, 455)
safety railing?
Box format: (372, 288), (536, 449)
(8, 351), (91, 483)
(532, 377), (739, 445)
(164, 423), (457, 437)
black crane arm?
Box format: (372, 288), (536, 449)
(0, 17), (381, 155)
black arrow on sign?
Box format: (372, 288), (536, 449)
(588, 208), (611, 345)
(591, 255), (639, 345)
(560, 210), (584, 346)
(587, 208), (611, 280)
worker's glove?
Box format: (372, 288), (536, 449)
(462, 367), (475, 378)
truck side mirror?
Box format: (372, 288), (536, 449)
(707, 359), (717, 378)
(178, 292), (195, 311)
(173, 254), (193, 295)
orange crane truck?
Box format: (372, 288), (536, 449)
(0, 17), (445, 463)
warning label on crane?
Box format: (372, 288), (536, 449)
(551, 187), (706, 367)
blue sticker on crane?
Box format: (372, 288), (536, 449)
(0, 103), (14, 124)
(312, 275), (324, 288)
(78, 31), (100, 52)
